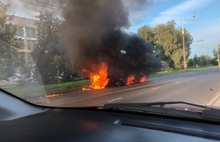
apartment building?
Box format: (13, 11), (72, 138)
(8, 16), (38, 65)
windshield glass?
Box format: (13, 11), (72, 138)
(1, 0), (220, 108)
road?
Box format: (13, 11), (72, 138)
(48, 68), (220, 107)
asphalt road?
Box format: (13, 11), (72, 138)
(48, 67), (220, 107)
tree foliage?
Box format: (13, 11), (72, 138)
(0, 2), (23, 80)
(213, 48), (218, 58)
(138, 20), (193, 69)
(213, 45), (220, 58)
(188, 55), (217, 67)
(32, 11), (63, 84)
(212, 45), (220, 66)
(32, 11), (76, 84)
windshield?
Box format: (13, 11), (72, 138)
(1, 0), (220, 108)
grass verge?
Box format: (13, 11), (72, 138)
(44, 79), (91, 93)
(150, 66), (219, 78)
(2, 79), (91, 98)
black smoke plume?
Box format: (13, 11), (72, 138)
(61, 0), (160, 84)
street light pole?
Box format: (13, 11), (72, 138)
(182, 27), (187, 70)
(182, 15), (196, 71)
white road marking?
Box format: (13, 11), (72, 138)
(107, 97), (122, 103)
(203, 91), (220, 106)
(152, 87), (160, 90)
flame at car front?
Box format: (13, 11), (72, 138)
(82, 62), (109, 90)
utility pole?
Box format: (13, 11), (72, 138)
(181, 15), (196, 71)
(182, 27), (187, 70)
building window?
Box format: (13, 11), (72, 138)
(16, 26), (24, 37)
(26, 40), (37, 50)
(26, 27), (37, 38)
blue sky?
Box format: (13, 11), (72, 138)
(127, 0), (220, 58)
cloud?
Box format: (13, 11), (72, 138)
(150, 0), (212, 26)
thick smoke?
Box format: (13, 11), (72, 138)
(62, 0), (160, 84)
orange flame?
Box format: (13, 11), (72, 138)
(82, 87), (91, 91)
(46, 93), (60, 98)
(83, 62), (109, 90)
(126, 75), (135, 85)
(139, 75), (147, 83)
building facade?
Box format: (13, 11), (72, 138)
(8, 16), (38, 65)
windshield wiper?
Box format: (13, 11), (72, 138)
(104, 101), (211, 110)
(103, 101), (220, 121)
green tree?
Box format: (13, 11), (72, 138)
(33, 11), (80, 84)
(197, 55), (211, 66)
(138, 26), (164, 61)
(138, 20), (193, 69)
(192, 55), (213, 67)
(0, 2), (23, 80)
(213, 48), (218, 58)
(187, 58), (194, 67)
(32, 11), (64, 84)
(213, 46), (220, 60)
(212, 46), (220, 66)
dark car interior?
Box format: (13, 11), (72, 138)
(1, 89), (220, 142)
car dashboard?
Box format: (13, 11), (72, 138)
(1, 90), (220, 142)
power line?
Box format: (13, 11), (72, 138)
(191, 44), (214, 57)
(191, 44), (212, 50)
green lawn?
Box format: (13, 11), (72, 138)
(44, 79), (91, 93)
(3, 79), (91, 98)
(150, 66), (219, 78)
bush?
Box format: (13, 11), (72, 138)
(161, 61), (171, 71)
